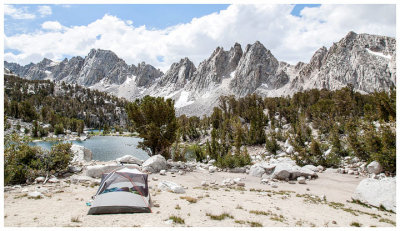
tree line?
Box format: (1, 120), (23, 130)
(4, 74), (129, 136)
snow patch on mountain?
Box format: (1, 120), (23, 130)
(175, 91), (194, 108)
(366, 48), (392, 60)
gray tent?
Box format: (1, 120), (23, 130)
(88, 167), (151, 215)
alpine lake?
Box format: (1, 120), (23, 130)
(29, 136), (150, 161)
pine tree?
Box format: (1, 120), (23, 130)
(126, 96), (177, 158)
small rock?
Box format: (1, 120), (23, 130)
(201, 181), (208, 187)
(158, 181), (185, 194)
(367, 161), (383, 174)
(297, 176), (306, 184)
(325, 168), (339, 173)
(208, 166), (217, 173)
(178, 170), (184, 175)
(222, 178), (234, 186)
(28, 191), (43, 199)
(160, 170), (167, 175)
(233, 178), (242, 184)
(35, 177), (45, 183)
(165, 219), (173, 225)
(237, 182), (245, 187)
(48, 177), (59, 183)
(152, 177), (159, 181)
(68, 166), (82, 173)
(153, 203), (160, 207)
(271, 183), (278, 188)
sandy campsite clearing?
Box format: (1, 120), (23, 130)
(4, 169), (396, 227)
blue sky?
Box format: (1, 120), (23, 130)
(5, 4), (320, 36)
(4, 4), (395, 69)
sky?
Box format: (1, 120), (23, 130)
(4, 4), (396, 71)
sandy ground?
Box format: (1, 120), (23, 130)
(4, 170), (396, 227)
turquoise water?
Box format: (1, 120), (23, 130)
(29, 136), (149, 161)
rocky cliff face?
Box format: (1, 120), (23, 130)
(5, 49), (163, 88)
(291, 32), (396, 93)
(188, 43), (243, 93)
(230, 41), (287, 97)
(158, 58), (196, 91)
(5, 32), (396, 116)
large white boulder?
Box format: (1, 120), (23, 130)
(142, 155), (167, 173)
(86, 165), (121, 178)
(71, 144), (93, 162)
(249, 164), (266, 177)
(291, 166), (318, 179)
(86, 164), (140, 178)
(116, 155), (143, 165)
(272, 163), (317, 180)
(158, 180), (185, 193)
(303, 165), (318, 172)
(352, 177), (396, 212)
(271, 163), (292, 180)
(367, 161), (383, 174)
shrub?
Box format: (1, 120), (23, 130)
(371, 126), (396, 173)
(47, 142), (73, 172)
(172, 142), (186, 162)
(187, 144), (206, 162)
(169, 215), (185, 224)
(206, 212), (234, 220)
(216, 149), (251, 169)
(265, 132), (280, 154)
(54, 123), (65, 135)
(4, 134), (45, 184)
(4, 134), (72, 185)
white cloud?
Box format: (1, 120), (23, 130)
(42, 21), (64, 31)
(4, 4), (396, 72)
(38, 6), (52, 17)
(4, 5), (36, 20)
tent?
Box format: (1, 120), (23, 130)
(88, 167), (152, 215)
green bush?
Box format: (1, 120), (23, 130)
(47, 143), (73, 172)
(172, 142), (186, 162)
(192, 144), (206, 162)
(216, 148), (251, 168)
(265, 132), (280, 154)
(4, 134), (45, 184)
(371, 126), (396, 173)
(4, 134), (72, 185)
(54, 123), (65, 135)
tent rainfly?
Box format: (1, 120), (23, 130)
(88, 167), (151, 215)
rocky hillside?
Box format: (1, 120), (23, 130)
(5, 31), (396, 116)
(4, 74), (129, 128)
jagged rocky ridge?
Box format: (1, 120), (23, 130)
(5, 32), (396, 116)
